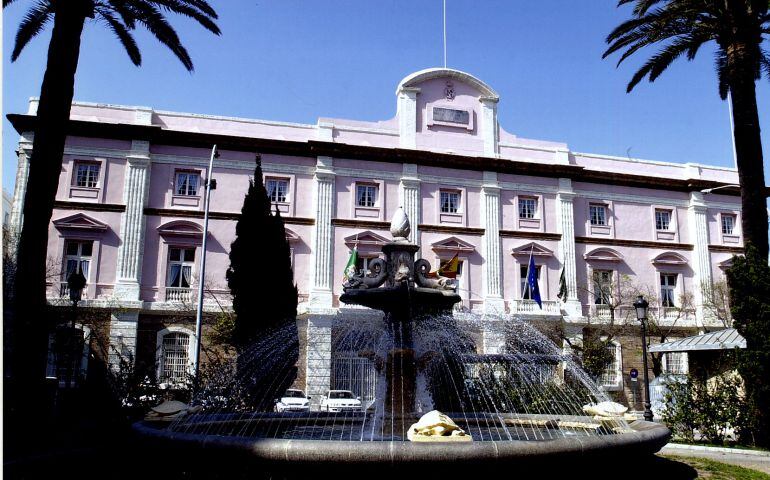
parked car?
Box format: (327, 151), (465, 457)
(274, 389), (311, 412)
(320, 390), (362, 412)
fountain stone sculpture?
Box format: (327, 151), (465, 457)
(340, 207), (461, 435)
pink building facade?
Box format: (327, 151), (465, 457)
(8, 69), (743, 407)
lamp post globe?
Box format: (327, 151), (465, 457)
(633, 295), (654, 422)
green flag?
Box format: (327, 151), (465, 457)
(343, 246), (358, 283)
(557, 267), (568, 302)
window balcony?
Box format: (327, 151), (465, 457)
(165, 287), (193, 303)
(511, 299), (560, 315)
(59, 282), (88, 300)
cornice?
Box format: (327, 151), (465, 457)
(418, 224), (485, 236)
(53, 200), (125, 212)
(7, 113), (741, 196)
(575, 236), (694, 251)
(499, 230), (562, 241)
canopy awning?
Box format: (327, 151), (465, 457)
(649, 328), (746, 353)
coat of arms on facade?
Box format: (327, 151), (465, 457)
(444, 81), (455, 100)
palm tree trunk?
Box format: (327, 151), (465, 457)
(729, 60), (768, 259)
(9, 2), (89, 423)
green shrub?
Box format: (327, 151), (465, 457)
(662, 373), (744, 445)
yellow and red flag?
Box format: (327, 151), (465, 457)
(432, 253), (459, 279)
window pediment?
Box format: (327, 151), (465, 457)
(651, 252), (687, 266)
(511, 242), (553, 257)
(432, 236), (475, 254)
(344, 231), (389, 249)
(584, 248), (623, 262)
(157, 221), (204, 239)
(285, 228), (300, 244)
(53, 213), (108, 232)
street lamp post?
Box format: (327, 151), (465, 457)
(192, 144), (218, 379)
(634, 295), (654, 422)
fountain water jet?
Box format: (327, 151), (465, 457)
(132, 208), (671, 470)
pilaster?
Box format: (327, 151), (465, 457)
(108, 310), (140, 369)
(481, 318), (506, 354)
(557, 178), (582, 318)
(9, 131), (34, 236)
(309, 156), (336, 310)
(114, 140), (151, 301)
(479, 97), (499, 157)
(399, 163), (421, 248)
(689, 191), (712, 327)
(397, 87), (420, 149)
(305, 314), (333, 408)
(481, 171), (505, 314)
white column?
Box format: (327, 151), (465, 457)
(397, 87), (420, 149)
(305, 315), (333, 408)
(9, 131), (33, 237)
(114, 140), (151, 301)
(399, 163), (421, 248)
(479, 97), (499, 157)
(308, 156), (336, 310)
(482, 319), (506, 354)
(689, 191), (712, 327)
(481, 171), (505, 314)
(557, 178), (582, 317)
(108, 311), (140, 370)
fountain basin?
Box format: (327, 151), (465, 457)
(132, 418), (670, 466)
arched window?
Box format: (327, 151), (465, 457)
(156, 327), (195, 384)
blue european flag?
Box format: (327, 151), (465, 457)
(527, 254), (542, 309)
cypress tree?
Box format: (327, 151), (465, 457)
(227, 154), (298, 347)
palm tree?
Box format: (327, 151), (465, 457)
(603, 0), (769, 259)
(4, 0), (220, 415)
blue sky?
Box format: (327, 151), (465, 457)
(3, 0), (769, 194)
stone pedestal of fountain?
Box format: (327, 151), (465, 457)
(340, 207), (461, 437)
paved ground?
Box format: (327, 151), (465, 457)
(661, 444), (770, 474)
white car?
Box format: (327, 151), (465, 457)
(274, 389), (311, 412)
(320, 390), (362, 412)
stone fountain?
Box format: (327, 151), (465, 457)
(132, 208), (671, 472)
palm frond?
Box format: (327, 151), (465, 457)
(3, 0), (19, 8)
(126, 0), (194, 71)
(626, 34), (707, 92)
(96, 6), (141, 66)
(148, 0), (220, 35)
(714, 49), (729, 99)
(11, 0), (53, 62)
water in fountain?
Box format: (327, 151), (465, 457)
(167, 207), (630, 443)
(168, 311), (629, 442)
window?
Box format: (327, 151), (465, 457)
(721, 214), (736, 235)
(592, 270), (613, 305)
(75, 163), (100, 188)
(589, 204), (607, 226)
(663, 352), (688, 375)
(175, 172), (199, 196)
(64, 240), (92, 281)
(655, 209), (672, 231)
(440, 190), (460, 213)
(355, 256), (378, 276)
(356, 184), (378, 208)
(660, 273), (677, 308)
(518, 197), (537, 219)
(598, 342), (621, 388)
(267, 178), (289, 203)
(167, 247), (195, 288)
(160, 332), (190, 383)
(519, 264), (541, 300)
